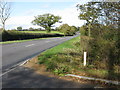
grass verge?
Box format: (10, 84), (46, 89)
(38, 36), (80, 76)
(38, 35), (119, 81)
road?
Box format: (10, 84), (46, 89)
(1, 66), (98, 88)
(1, 35), (78, 73)
(0, 34), (104, 88)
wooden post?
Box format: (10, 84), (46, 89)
(83, 52), (87, 66)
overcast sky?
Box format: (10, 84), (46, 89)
(5, 0), (90, 30)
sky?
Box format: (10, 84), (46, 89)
(4, 0), (90, 30)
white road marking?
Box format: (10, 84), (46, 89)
(0, 67), (16, 77)
(45, 41), (50, 43)
(0, 59), (30, 77)
(25, 44), (35, 47)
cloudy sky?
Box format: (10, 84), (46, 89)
(5, 0), (90, 30)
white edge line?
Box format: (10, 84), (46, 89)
(19, 59), (30, 66)
(0, 59), (31, 77)
(0, 67), (16, 77)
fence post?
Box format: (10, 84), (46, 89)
(84, 52), (87, 66)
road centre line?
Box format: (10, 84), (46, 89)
(45, 41), (50, 43)
(25, 44), (35, 47)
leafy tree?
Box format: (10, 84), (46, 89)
(17, 26), (22, 31)
(71, 26), (78, 31)
(70, 26), (77, 35)
(99, 2), (119, 28)
(32, 13), (62, 33)
(58, 24), (77, 36)
(29, 27), (34, 31)
(77, 2), (102, 36)
(0, 0), (11, 30)
(58, 24), (71, 36)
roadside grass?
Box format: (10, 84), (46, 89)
(38, 36), (119, 81)
(39, 36), (79, 55)
(38, 36), (80, 75)
(18, 31), (63, 34)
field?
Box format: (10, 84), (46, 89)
(18, 31), (63, 34)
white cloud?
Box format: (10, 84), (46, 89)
(6, 16), (33, 29)
(6, 16), (33, 25)
(6, 5), (85, 30)
(51, 7), (85, 27)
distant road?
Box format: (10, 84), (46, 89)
(1, 34), (79, 73)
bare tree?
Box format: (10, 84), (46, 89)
(0, 0), (11, 30)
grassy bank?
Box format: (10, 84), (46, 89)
(38, 36), (119, 81)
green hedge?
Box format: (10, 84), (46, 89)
(0, 31), (64, 42)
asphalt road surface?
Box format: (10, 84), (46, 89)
(0, 34), (104, 88)
(1, 66), (98, 88)
(1, 35), (78, 73)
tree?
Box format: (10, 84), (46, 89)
(58, 24), (70, 36)
(70, 26), (78, 35)
(99, 2), (119, 28)
(32, 13), (62, 33)
(58, 24), (77, 36)
(77, 2), (102, 37)
(0, 0), (11, 30)
(29, 27), (34, 31)
(17, 26), (22, 31)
